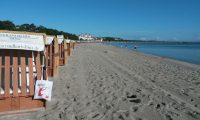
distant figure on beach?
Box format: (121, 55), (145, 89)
(134, 45), (137, 49)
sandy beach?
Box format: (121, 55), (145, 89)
(1, 43), (200, 120)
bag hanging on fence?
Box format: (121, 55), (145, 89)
(34, 80), (53, 101)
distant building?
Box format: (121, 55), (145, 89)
(79, 33), (95, 41)
(96, 38), (103, 42)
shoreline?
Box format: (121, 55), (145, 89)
(108, 42), (200, 68)
(105, 42), (200, 67)
(1, 43), (200, 120)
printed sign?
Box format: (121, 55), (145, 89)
(0, 32), (45, 51)
(34, 80), (53, 101)
(46, 36), (54, 45)
(57, 35), (64, 44)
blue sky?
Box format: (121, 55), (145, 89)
(0, 0), (200, 41)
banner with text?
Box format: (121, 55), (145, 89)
(0, 32), (45, 51)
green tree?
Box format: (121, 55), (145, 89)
(0, 20), (79, 40)
(0, 20), (15, 30)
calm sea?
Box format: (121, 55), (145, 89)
(106, 42), (200, 65)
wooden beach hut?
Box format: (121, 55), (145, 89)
(45, 36), (59, 77)
(57, 35), (68, 66)
(71, 40), (76, 49)
(65, 39), (71, 56)
(0, 30), (47, 113)
(70, 40), (76, 55)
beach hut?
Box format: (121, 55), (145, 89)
(65, 39), (71, 56)
(57, 35), (68, 65)
(0, 30), (47, 113)
(71, 40), (76, 49)
(70, 40), (76, 54)
(45, 36), (59, 77)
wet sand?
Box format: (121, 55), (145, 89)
(1, 43), (200, 120)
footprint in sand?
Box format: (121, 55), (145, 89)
(187, 111), (200, 119)
(113, 110), (130, 120)
(136, 88), (142, 93)
(126, 94), (142, 104)
(135, 118), (143, 120)
(127, 94), (137, 99)
(155, 104), (161, 109)
(129, 99), (141, 103)
(165, 114), (173, 120)
(131, 106), (139, 112)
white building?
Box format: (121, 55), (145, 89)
(79, 33), (95, 40)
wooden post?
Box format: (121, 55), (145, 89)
(28, 51), (34, 96)
(67, 43), (71, 56)
(4, 50), (10, 97)
(36, 52), (41, 80)
(0, 52), (2, 96)
(59, 43), (65, 66)
(20, 51), (27, 96)
(12, 51), (19, 97)
(63, 40), (68, 64)
(53, 37), (59, 76)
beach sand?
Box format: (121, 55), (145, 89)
(1, 43), (200, 120)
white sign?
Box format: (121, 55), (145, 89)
(46, 36), (54, 45)
(65, 39), (71, 43)
(0, 32), (45, 51)
(34, 80), (53, 101)
(57, 35), (64, 44)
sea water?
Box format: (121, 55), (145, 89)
(106, 42), (200, 65)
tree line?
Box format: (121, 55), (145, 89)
(0, 20), (78, 40)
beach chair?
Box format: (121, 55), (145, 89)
(65, 39), (71, 56)
(0, 30), (47, 113)
(70, 41), (76, 55)
(45, 36), (59, 77)
(57, 35), (68, 66)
